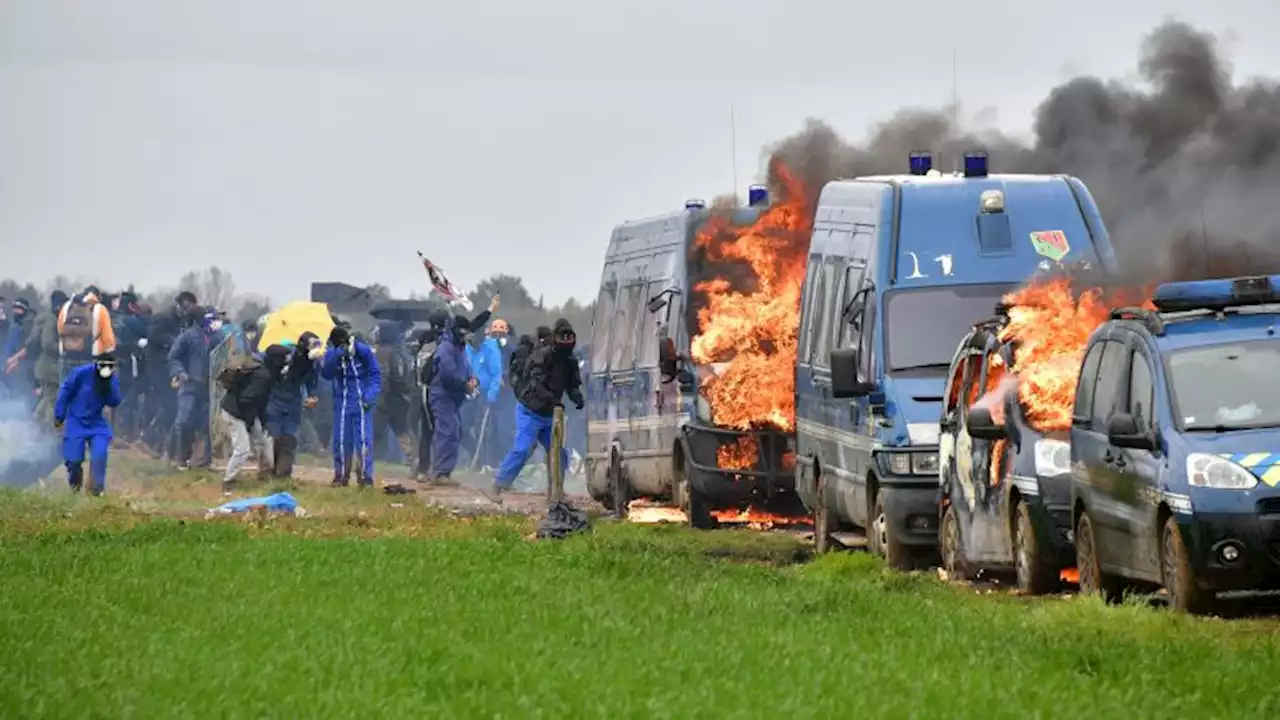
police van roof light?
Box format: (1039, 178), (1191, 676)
(909, 151), (933, 176)
(748, 184), (768, 207)
(684, 198), (706, 210)
(1151, 275), (1280, 313)
(963, 151), (988, 178)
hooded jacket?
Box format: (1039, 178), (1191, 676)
(519, 320), (584, 416)
(222, 345), (288, 423)
(374, 321), (415, 408)
(168, 325), (217, 389)
(269, 331), (321, 415)
(321, 339), (382, 415)
(466, 335), (503, 403)
(428, 319), (473, 405)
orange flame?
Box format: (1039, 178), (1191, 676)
(690, 163), (813, 443)
(717, 436), (759, 470)
(711, 507), (810, 530)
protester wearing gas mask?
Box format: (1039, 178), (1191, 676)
(321, 323), (381, 487)
(54, 353), (123, 495)
(265, 332), (323, 479)
(427, 315), (477, 484)
(167, 308), (220, 470)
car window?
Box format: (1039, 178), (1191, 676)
(814, 259), (842, 367)
(636, 280), (667, 368)
(859, 291), (877, 380)
(590, 268), (618, 371)
(840, 265), (863, 348)
(1090, 341), (1124, 429)
(1073, 342), (1104, 423)
(1127, 350), (1154, 428)
(609, 282), (643, 372)
(799, 254), (823, 364)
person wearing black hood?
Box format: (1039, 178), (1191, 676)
(265, 332), (323, 479)
(141, 291), (198, 457)
(426, 314), (477, 483)
(221, 344), (289, 490)
(373, 321), (418, 475)
(486, 319), (583, 502)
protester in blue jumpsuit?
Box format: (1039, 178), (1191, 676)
(427, 316), (476, 483)
(54, 353), (123, 495)
(464, 320), (504, 468)
(266, 331), (321, 478)
(167, 309), (220, 469)
(321, 324), (381, 487)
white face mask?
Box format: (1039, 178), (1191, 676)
(98, 366), (114, 378)
(209, 320), (223, 332)
(497, 336), (507, 347)
(308, 348), (325, 361)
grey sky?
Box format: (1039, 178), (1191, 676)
(1, 1), (1276, 308)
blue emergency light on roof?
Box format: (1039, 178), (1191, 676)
(1151, 275), (1280, 313)
(909, 151), (933, 176)
(685, 198), (706, 210)
(748, 184), (768, 207)
(963, 151), (988, 178)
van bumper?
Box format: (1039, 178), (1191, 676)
(881, 477), (940, 548)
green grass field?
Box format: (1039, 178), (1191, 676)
(2, 486), (1280, 719)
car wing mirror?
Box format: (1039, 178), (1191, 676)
(1107, 412), (1154, 450)
(965, 406), (1005, 440)
(831, 348), (872, 398)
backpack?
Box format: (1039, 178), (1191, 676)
(416, 340), (438, 386)
(60, 302), (94, 354)
(217, 354), (261, 391)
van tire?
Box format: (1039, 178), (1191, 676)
(814, 472), (836, 554)
(1013, 501), (1058, 595)
(608, 451), (629, 519)
(687, 483), (717, 530)
(1161, 516), (1214, 614)
(1075, 511), (1123, 602)
(940, 504), (972, 581)
(873, 490), (911, 570)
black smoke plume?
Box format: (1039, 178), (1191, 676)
(764, 20), (1280, 283)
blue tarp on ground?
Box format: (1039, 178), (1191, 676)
(211, 492), (299, 514)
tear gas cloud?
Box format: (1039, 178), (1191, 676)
(764, 21), (1280, 283)
(0, 399), (61, 488)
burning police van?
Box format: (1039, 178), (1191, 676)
(796, 151), (1120, 569)
(1069, 275), (1280, 613)
(585, 183), (805, 527)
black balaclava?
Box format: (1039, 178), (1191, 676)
(263, 344), (290, 377)
(451, 315), (471, 345)
(50, 290), (69, 314)
(12, 298), (30, 323)
(535, 326), (552, 346)
(292, 331), (320, 379)
(93, 352), (117, 395)
(552, 319), (576, 356)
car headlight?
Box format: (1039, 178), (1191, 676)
(1187, 453), (1258, 490)
(1033, 439), (1071, 477)
(880, 451), (939, 476)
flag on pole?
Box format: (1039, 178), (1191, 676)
(417, 251), (473, 311)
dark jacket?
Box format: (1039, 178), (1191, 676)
(507, 335), (536, 397)
(374, 321), (415, 409)
(221, 347), (287, 423)
(519, 346), (584, 417)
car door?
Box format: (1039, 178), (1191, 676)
(1075, 338), (1128, 569)
(1113, 341), (1163, 580)
(1070, 340), (1115, 563)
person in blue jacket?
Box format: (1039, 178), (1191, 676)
(167, 308), (220, 469)
(321, 324), (381, 487)
(464, 319), (504, 467)
(266, 331), (322, 478)
(54, 352), (123, 495)
(428, 315), (476, 483)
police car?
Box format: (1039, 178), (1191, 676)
(1071, 275), (1280, 613)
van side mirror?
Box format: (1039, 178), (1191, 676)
(1107, 413), (1154, 450)
(831, 348), (873, 398)
(647, 295), (668, 313)
(659, 337), (678, 381)
(965, 407), (1005, 440)
(676, 369), (695, 394)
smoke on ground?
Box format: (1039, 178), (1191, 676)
(0, 399), (61, 487)
(763, 20), (1280, 283)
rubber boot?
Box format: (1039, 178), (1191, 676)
(67, 463), (84, 493)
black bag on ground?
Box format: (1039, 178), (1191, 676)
(536, 500), (590, 540)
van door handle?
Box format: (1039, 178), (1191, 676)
(1103, 450), (1126, 469)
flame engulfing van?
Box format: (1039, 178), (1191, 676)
(585, 185), (807, 525)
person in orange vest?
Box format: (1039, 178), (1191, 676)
(57, 286), (116, 381)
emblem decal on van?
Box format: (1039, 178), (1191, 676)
(1029, 230), (1070, 262)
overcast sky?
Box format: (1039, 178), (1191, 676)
(1, 0), (1277, 307)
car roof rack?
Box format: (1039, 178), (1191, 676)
(1110, 306), (1165, 336)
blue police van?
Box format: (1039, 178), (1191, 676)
(586, 187), (796, 525)
(796, 151), (1119, 568)
(1071, 275), (1280, 613)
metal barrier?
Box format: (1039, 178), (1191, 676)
(207, 334), (236, 459)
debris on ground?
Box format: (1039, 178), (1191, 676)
(382, 483), (416, 495)
(205, 492), (303, 518)
(626, 499), (687, 524)
(536, 501), (589, 539)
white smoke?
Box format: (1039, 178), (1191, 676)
(0, 398), (61, 487)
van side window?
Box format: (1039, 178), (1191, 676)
(1073, 342), (1104, 423)
(840, 265), (860, 348)
(1127, 350), (1155, 428)
(799, 254), (823, 364)
(637, 280), (667, 368)
(591, 270), (618, 371)
(858, 291), (877, 381)
(610, 281), (644, 372)
(814, 259), (843, 367)
(1090, 341), (1125, 429)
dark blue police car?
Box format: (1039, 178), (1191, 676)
(1071, 275), (1280, 613)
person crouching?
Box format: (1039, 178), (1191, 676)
(221, 344), (288, 491)
(54, 352), (123, 495)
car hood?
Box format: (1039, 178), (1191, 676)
(885, 374), (945, 446)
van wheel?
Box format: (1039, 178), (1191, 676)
(608, 451), (629, 519)
(873, 491), (912, 570)
(940, 504), (972, 581)
(1013, 501), (1059, 595)
(1075, 511), (1122, 602)
(1161, 516), (1214, 614)
(687, 482), (717, 530)
(814, 473), (836, 554)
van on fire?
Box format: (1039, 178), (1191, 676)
(795, 151), (1120, 569)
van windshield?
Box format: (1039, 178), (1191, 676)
(1171, 340), (1280, 431)
(883, 284), (1011, 371)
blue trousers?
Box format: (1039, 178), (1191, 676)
(266, 403), (302, 438)
(429, 395), (461, 477)
(496, 403), (568, 488)
(332, 411), (374, 481)
(64, 433), (111, 492)
(175, 391), (212, 466)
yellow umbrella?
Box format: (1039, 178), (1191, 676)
(258, 301), (334, 352)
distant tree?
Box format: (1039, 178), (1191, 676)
(468, 274), (535, 311)
(0, 280), (42, 308)
(365, 283), (393, 304)
(176, 266), (238, 313)
(236, 297), (273, 328)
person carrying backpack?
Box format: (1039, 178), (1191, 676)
(54, 353), (123, 496)
(220, 344), (288, 491)
(57, 286), (116, 380)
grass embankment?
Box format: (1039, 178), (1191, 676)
(2, 487), (1279, 718)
